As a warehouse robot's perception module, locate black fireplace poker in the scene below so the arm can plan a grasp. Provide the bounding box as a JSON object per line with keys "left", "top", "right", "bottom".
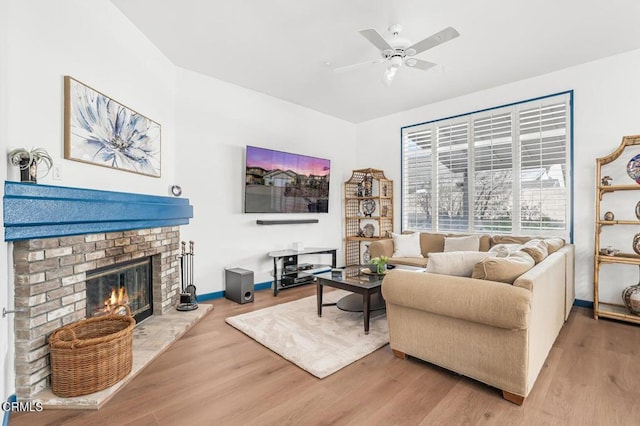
{"left": 177, "top": 240, "right": 198, "bottom": 311}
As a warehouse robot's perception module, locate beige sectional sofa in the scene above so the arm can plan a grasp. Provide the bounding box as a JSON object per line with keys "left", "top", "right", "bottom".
{"left": 372, "top": 233, "right": 575, "bottom": 405}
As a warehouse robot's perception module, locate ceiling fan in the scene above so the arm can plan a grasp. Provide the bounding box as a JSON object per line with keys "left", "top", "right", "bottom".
{"left": 335, "top": 24, "right": 459, "bottom": 85}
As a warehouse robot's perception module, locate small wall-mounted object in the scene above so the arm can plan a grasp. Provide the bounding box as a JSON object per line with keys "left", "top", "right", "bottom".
{"left": 170, "top": 185, "right": 182, "bottom": 196}
{"left": 604, "top": 211, "right": 615, "bottom": 221}
{"left": 601, "top": 175, "right": 613, "bottom": 186}
{"left": 256, "top": 219, "right": 319, "bottom": 225}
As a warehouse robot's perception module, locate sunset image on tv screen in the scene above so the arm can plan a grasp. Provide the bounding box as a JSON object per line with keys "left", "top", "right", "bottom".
{"left": 244, "top": 146, "right": 330, "bottom": 213}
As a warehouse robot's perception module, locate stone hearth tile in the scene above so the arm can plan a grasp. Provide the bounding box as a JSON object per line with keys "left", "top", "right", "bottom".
{"left": 33, "top": 303, "right": 213, "bottom": 410}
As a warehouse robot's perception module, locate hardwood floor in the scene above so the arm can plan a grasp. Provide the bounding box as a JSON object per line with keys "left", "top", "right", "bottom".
{"left": 10, "top": 285, "right": 640, "bottom": 426}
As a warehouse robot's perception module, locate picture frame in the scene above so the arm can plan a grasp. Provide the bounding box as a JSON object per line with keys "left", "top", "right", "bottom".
{"left": 64, "top": 76, "right": 161, "bottom": 177}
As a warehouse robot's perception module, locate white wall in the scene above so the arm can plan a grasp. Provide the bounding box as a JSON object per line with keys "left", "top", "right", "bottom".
{"left": 2, "top": 0, "right": 177, "bottom": 401}
{"left": 1, "top": 0, "right": 11, "bottom": 405}
{"left": 6, "top": 0, "right": 176, "bottom": 193}
{"left": 175, "top": 68, "right": 356, "bottom": 293}
{"left": 356, "top": 47, "right": 640, "bottom": 302}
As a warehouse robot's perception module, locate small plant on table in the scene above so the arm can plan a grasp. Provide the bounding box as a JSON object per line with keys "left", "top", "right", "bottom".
{"left": 369, "top": 256, "right": 389, "bottom": 274}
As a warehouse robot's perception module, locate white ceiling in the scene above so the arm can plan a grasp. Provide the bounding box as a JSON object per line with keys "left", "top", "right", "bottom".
{"left": 110, "top": 0, "right": 640, "bottom": 123}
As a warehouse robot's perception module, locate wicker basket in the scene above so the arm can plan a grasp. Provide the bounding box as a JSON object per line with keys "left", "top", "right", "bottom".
{"left": 49, "top": 305, "right": 136, "bottom": 397}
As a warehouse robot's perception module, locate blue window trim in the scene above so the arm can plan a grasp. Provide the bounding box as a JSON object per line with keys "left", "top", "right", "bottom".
{"left": 399, "top": 90, "right": 575, "bottom": 243}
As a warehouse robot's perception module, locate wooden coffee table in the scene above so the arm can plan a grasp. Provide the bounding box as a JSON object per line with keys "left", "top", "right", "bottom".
{"left": 316, "top": 265, "right": 386, "bottom": 335}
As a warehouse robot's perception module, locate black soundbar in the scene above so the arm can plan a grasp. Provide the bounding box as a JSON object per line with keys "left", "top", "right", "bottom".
{"left": 256, "top": 219, "right": 319, "bottom": 225}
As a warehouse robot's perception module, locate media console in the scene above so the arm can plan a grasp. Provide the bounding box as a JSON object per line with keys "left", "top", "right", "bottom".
{"left": 267, "top": 247, "right": 337, "bottom": 296}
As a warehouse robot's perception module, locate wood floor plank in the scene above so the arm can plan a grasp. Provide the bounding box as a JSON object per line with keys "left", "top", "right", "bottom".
{"left": 10, "top": 285, "right": 640, "bottom": 426}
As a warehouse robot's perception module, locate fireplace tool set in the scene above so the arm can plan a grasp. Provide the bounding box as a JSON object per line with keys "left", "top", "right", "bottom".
{"left": 177, "top": 240, "right": 198, "bottom": 311}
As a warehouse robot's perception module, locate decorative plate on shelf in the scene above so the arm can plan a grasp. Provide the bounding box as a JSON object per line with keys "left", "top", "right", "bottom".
{"left": 361, "top": 199, "right": 376, "bottom": 216}
{"left": 636, "top": 201, "right": 640, "bottom": 220}
{"left": 634, "top": 233, "right": 640, "bottom": 255}
{"left": 627, "top": 153, "right": 640, "bottom": 184}
{"left": 362, "top": 224, "right": 375, "bottom": 238}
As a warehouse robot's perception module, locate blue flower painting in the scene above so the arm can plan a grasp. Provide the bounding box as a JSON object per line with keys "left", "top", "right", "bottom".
{"left": 64, "top": 76, "right": 161, "bottom": 177}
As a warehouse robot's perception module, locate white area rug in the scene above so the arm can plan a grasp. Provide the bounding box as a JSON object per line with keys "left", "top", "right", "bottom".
{"left": 225, "top": 290, "right": 389, "bottom": 378}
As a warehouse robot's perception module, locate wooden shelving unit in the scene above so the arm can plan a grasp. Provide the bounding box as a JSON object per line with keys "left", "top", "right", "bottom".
{"left": 344, "top": 168, "right": 393, "bottom": 267}
{"left": 594, "top": 134, "right": 640, "bottom": 324}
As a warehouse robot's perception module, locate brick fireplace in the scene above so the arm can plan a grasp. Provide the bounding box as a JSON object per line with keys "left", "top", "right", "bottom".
{"left": 13, "top": 227, "right": 181, "bottom": 397}
{"left": 3, "top": 182, "right": 194, "bottom": 399}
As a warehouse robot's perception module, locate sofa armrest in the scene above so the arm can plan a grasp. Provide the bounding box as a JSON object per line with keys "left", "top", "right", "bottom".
{"left": 382, "top": 269, "right": 531, "bottom": 330}
{"left": 369, "top": 239, "right": 394, "bottom": 259}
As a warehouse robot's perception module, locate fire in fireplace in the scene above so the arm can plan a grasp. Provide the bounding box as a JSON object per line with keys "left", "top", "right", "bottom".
{"left": 86, "top": 258, "right": 153, "bottom": 323}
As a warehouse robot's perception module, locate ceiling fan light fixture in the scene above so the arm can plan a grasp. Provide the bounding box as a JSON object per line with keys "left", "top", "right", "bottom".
{"left": 383, "top": 64, "right": 399, "bottom": 86}
{"left": 389, "top": 56, "right": 403, "bottom": 68}
{"left": 405, "top": 58, "right": 417, "bottom": 67}
{"left": 405, "top": 48, "right": 416, "bottom": 57}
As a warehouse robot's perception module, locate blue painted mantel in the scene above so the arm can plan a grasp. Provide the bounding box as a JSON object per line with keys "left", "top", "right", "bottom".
{"left": 3, "top": 181, "right": 194, "bottom": 241}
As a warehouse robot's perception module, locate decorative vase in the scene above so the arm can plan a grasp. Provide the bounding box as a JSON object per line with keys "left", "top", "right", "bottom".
{"left": 18, "top": 158, "right": 38, "bottom": 183}
{"left": 362, "top": 245, "right": 371, "bottom": 264}
{"left": 622, "top": 266, "right": 640, "bottom": 315}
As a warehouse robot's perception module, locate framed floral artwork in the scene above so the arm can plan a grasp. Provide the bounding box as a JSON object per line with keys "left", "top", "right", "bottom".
{"left": 64, "top": 76, "right": 161, "bottom": 177}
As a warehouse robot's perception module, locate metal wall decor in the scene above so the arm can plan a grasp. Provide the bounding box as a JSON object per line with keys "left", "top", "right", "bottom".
{"left": 64, "top": 76, "right": 161, "bottom": 177}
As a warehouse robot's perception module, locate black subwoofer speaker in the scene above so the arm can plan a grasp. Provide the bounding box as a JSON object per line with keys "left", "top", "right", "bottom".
{"left": 225, "top": 268, "right": 254, "bottom": 304}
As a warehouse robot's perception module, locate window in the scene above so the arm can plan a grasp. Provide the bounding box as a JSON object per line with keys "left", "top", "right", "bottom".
{"left": 402, "top": 92, "right": 572, "bottom": 239}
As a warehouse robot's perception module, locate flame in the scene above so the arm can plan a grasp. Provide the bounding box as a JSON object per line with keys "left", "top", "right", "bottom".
{"left": 103, "top": 287, "right": 129, "bottom": 312}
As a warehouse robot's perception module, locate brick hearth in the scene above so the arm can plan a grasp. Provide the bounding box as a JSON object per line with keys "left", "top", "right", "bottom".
{"left": 13, "top": 226, "right": 181, "bottom": 398}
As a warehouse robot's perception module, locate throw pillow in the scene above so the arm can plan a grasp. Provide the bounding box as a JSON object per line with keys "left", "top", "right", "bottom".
{"left": 490, "top": 235, "right": 533, "bottom": 245}
{"left": 544, "top": 237, "right": 565, "bottom": 254}
{"left": 426, "top": 251, "right": 494, "bottom": 277}
{"left": 489, "top": 243, "right": 523, "bottom": 257}
{"left": 520, "top": 239, "right": 549, "bottom": 264}
{"left": 392, "top": 232, "right": 423, "bottom": 258}
{"left": 472, "top": 251, "right": 535, "bottom": 284}
{"left": 444, "top": 235, "right": 480, "bottom": 252}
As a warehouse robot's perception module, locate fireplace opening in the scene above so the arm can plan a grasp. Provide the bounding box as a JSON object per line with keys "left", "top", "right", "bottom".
{"left": 86, "top": 257, "right": 153, "bottom": 324}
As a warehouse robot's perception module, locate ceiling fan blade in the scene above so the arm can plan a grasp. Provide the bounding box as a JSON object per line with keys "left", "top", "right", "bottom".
{"left": 359, "top": 29, "right": 394, "bottom": 52}
{"left": 406, "top": 26, "right": 460, "bottom": 56}
{"left": 405, "top": 58, "right": 438, "bottom": 71}
{"left": 333, "top": 59, "right": 384, "bottom": 73}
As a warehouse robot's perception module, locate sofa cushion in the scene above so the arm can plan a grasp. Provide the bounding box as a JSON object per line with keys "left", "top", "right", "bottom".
{"left": 444, "top": 235, "right": 480, "bottom": 252}
{"left": 472, "top": 251, "right": 535, "bottom": 284}
{"left": 391, "top": 232, "right": 423, "bottom": 258}
{"left": 489, "top": 243, "right": 523, "bottom": 257}
{"left": 544, "top": 237, "right": 565, "bottom": 254}
{"left": 387, "top": 257, "right": 429, "bottom": 268}
{"left": 490, "top": 235, "right": 534, "bottom": 245}
{"left": 382, "top": 269, "right": 532, "bottom": 330}
{"left": 419, "top": 232, "right": 447, "bottom": 255}
{"left": 426, "top": 251, "right": 495, "bottom": 277}
{"left": 520, "top": 239, "right": 548, "bottom": 264}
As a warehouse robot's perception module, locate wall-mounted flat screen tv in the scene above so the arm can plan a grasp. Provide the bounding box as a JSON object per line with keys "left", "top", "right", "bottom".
{"left": 244, "top": 146, "right": 330, "bottom": 213}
